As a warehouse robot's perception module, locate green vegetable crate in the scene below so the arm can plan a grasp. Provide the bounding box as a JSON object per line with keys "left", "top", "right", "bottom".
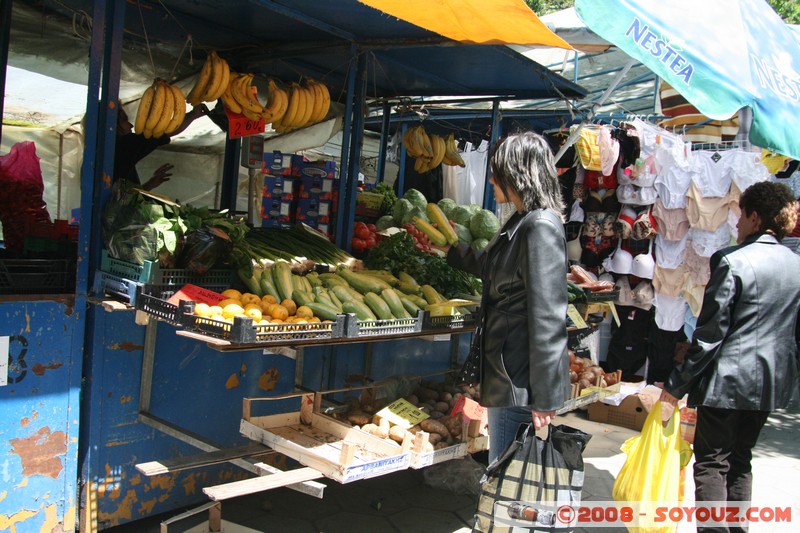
{"left": 100, "top": 250, "right": 234, "bottom": 287}
{"left": 0, "top": 258, "right": 74, "bottom": 294}
{"left": 342, "top": 310, "right": 424, "bottom": 338}
{"left": 421, "top": 310, "right": 479, "bottom": 331}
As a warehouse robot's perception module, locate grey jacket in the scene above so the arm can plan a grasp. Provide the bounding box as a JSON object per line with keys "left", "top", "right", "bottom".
{"left": 448, "top": 209, "right": 570, "bottom": 411}
{"left": 666, "top": 233, "right": 800, "bottom": 410}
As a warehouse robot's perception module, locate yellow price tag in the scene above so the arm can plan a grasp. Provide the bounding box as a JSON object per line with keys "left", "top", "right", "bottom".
{"left": 375, "top": 398, "right": 430, "bottom": 429}
{"left": 567, "top": 304, "right": 588, "bottom": 329}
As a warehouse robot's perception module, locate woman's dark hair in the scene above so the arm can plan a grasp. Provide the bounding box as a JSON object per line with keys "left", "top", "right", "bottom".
{"left": 489, "top": 131, "right": 565, "bottom": 220}
{"left": 739, "top": 181, "right": 798, "bottom": 240}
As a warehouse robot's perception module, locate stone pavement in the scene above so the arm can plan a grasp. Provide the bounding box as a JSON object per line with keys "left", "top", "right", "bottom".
{"left": 106, "top": 408, "right": 800, "bottom": 532}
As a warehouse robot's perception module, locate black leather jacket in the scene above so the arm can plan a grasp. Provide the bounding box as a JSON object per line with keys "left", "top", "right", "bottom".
{"left": 666, "top": 233, "right": 800, "bottom": 410}
{"left": 448, "top": 209, "right": 570, "bottom": 411}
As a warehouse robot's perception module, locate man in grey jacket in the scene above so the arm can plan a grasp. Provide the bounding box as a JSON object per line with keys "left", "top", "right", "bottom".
{"left": 661, "top": 181, "right": 800, "bottom": 532}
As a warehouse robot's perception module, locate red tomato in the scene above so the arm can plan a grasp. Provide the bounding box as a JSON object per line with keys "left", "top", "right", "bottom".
{"left": 365, "top": 236, "right": 376, "bottom": 248}
{"left": 355, "top": 226, "right": 371, "bottom": 240}
{"left": 366, "top": 223, "right": 377, "bottom": 233}
{"left": 351, "top": 237, "right": 367, "bottom": 252}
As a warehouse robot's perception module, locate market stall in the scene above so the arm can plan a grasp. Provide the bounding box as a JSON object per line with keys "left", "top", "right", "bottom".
{"left": 0, "top": 1, "right": 591, "bottom": 531}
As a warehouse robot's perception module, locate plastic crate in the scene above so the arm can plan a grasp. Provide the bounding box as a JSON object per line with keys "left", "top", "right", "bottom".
{"left": 100, "top": 250, "right": 234, "bottom": 287}
{"left": 421, "top": 310, "right": 479, "bottom": 331}
{"left": 134, "top": 286, "right": 190, "bottom": 325}
{"left": 183, "top": 314, "right": 348, "bottom": 345}
{"left": 0, "top": 258, "right": 74, "bottom": 294}
{"left": 343, "top": 310, "right": 424, "bottom": 338}
{"left": 93, "top": 270, "right": 144, "bottom": 305}
{"left": 583, "top": 288, "right": 619, "bottom": 303}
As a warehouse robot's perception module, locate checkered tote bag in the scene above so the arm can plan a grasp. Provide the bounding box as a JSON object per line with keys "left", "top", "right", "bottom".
{"left": 474, "top": 424, "right": 591, "bottom": 532}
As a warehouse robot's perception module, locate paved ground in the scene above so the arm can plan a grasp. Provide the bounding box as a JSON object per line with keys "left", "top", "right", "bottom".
{"left": 106, "top": 408, "right": 800, "bottom": 532}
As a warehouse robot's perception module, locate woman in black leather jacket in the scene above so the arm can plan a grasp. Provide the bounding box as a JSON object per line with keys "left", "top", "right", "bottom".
{"left": 446, "top": 131, "right": 571, "bottom": 461}
{"left": 661, "top": 181, "right": 800, "bottom": 523}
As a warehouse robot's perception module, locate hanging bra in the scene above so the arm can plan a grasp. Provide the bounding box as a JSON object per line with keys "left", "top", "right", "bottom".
{"left": 615, "top": 275, "right": 654, "bottom": 311}
{"left": 632, "top": 206, "right": 658, "bottom": 240}
{"left": 615, "top": 206, "right": 637, "bottom": 239}
{"left": 617, "top": 183, "right": 658, "bottom": 206}
{"left": 568, "top": 199, "right": 585, "bottom": 223}
{"left": 584, "top": 169, "right": 619, "bottom": 190}
{"left": 631, "top": 239, "right": 656, "bottom": 279}
{"left": 566, "top": 224, "right": 583, "bottom": 263}
{"left": 582, "top": 189, "right": 621, "bottom": 213}
{"left": 603, "top": 240, "right": 634, "bottom": 274}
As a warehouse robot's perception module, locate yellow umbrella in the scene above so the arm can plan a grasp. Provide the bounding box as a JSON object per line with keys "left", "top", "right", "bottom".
{"left": 358, "top": 0, "right": 574, "bottom": 48}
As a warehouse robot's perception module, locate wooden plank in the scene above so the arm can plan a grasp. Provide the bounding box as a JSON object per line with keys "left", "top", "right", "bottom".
{"left": 203, "top": 467, "right": 323, "bottom": 501}
{"left": 175, "top": 330, "right": 232, "bottom": 346}
{"left": 135, "top": 443, "right": 272, "bottom": 476}
{"left": 248, "top": 412, "right": 300, "bottom": 429}
{"left": 312, "top": 414, "right": 402, "bottom": 455}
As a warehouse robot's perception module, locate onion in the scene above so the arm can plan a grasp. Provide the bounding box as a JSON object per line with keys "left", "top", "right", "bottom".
{"left": 579, "top": 370, "right": 596, "bottom": 383}
{"left": 569, "top": 370, "right": 578, "bottom": 383}
{"left": 605, "top": 373, "right": 618, "bottom": 386}
{"left": 589, "top": 366, "right": 605, "bottom": 378}
{"left": 578, "top": 378, "right": 592, "bottom": 390}
{"left": 582, "top": 357, "right": 593, "bottom": 368}
{"left": 569, "top": 362, "right": 583, "bottom": 373}
{"left": 568, "top": 350, "right": 577, "bottom": 364}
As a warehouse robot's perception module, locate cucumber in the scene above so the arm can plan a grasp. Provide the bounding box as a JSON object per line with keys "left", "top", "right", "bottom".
{"left": 336, "top": 268, "right": 390, "bottom": 294}
{"left": 313, "top": 286, "right": 334, "bottom": 306}
{"left": 259, "top": 270, "right": 281, "bottom": 301}
{"left": 305, "top": 271, "right": 322, "bottom": 287}
{"left": 342, "top": 300, "right": 377, "bottom": 321}
{"left": 364, "top": 292, "right": 394, "bottom": 320}
{"left": 398, "top": 294, "right": 423, "bottom": 315}
{"left": 305, "top": 302, "right": 340, "bottom": 321}
{"left": 291, "top": 289, "right": 315, "bottom": 307}
{"left": 381, "top": 288, "right": 411, "bottom": 319}
{"left": 398, "top": 271, "right": 419, "bottom": 286}
{"left": 396, "top": 281, "right": 422, "bottom": 296}
{"left": 271, "top": 261, "right": 294, "bottom": 302}
{"left": 358, "top": 269, "right": 400, "bottom": 286}
{"left": 421, "top": 284, "right": 445, "bottom": 305}
{"left": 405, "top": 293, "right": 429, "bottom": 309}
{"left": 319, "top": 273, "right": 349, "bottom": 289}
{"left": 331, "top": 285, "right": 357, "bottom": 304}
{"left": 326, "top": 288, "right": 344, "bottom": 311}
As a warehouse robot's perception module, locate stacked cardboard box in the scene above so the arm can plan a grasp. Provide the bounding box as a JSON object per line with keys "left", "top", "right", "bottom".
{"left": 295, "top": 157, "right": 338, "bottom": 238}
{"left": 261, "top": 151, "right": 297, "bottom": 229}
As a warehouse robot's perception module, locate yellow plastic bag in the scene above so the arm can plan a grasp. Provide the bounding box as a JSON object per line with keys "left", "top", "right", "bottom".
{"left": 612, "top": 401, "right": 693, "bottom": 533}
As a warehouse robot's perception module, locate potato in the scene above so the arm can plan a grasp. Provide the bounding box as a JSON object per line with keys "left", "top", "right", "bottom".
{"left": 388, "top": 425, "right": 408, "bottom": 443}
{"left": 439, "top": 415, "right": 463, "bottom": 437}
{"left": 416, "top": 387, "right": 440, "bottom": 402}
{"left": 434, "top": 442, "right": 450, "bottom": 450}
{"left": 347, "top": 410, "right": 371, "bottom": 426}
{"left": 429, "top": 410, "right": 445, "bottom": 420}
{"left": 420, "top": 418, "right": 450, "bottom": 438}
{"left": 434, "top": 401, "right": 450, "bottom": 413}
{"left": 439, "top": 392, "right": 453, "bottom": 403}
{"left": 450, "top": 392, "right": 463, "bottom": 408}
{"left": 404, "top": 394, "right": 419, "bottom": 406}
{"left": 427, "top": 432, "right": 443, "bottom": 445}
{"left": 361, "top": 422, "right": 389, "bottom": 439}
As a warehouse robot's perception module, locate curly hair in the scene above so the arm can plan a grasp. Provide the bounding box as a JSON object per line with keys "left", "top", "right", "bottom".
{"left": 739, "top": 181, "right": 798, "bottom": 240}
{"left": 489, "top": 131, "right": 565, "bottom": 221}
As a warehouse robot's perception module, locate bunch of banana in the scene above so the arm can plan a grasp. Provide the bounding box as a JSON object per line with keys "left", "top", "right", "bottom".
{"left": 221, "top": 72, "right": 267, "bottom": 121}
{"left": 442, "top": 133, "right": 466, "bottom": 167}
{"left": 403, "top": 125, "right": 434, "bottom": 172}
{"left": 261, "top": 79, "right": 290, "bottom": 124}
{"left": 272, "top": 79, "right": 331, "bottom": 133}
{"left": 186, "top": 50, "right": 231, "bottom": 106}
{"left": 134, "top": 79, "right": 187, "bottom": 139}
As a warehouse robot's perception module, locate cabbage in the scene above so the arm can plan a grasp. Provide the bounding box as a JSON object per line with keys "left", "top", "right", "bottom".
{"left": 391, "top": 198, "right": 413, "bottom": 224}
{"left": 453, "top": 223, "right": 472, "bottom": 246}
{"left": 375, "top": 215, "right": 395, "bottom": 231}
{"left": 400, "top": 205, "right": 428, "bottom": 226}
{"left": 402, "top": 188, "right": 427, "bottom": 212}
{"left": 450, "top": 205, "right": 472, "bottom": 227}
{"left": 471, "top": 238, "right": 490, "bottom": 251}
{"left": 469, "top": 209, "right": 501, "bottom": 241}
{"left": 437, "top": 197, "right": 457, "bottom": 218}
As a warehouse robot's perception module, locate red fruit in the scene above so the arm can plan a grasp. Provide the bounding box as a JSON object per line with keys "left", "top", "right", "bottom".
{"left": 355, "top": 226, "right": 371, "bottom": 240}
{"left": 351, "top": 237, "right": 367, "bottom": 253}
{"left": 365, "top": 236, "right": 376, "bottom": 248}
{"left": 366, "top": 223, "right": 377, "bottom": 233}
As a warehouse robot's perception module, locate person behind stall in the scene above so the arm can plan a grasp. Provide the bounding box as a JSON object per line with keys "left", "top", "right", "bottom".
{"left": 780, "top": 197, "right": 800, "bottom": 255}
{"left": 444, "top": 131, "right": 570, "bottom": 462}
{"left": 660, "top": 181, "right": 800, "bottom": 530}
{"left": 113, "top": 103, "right": 207, "bottom": 191}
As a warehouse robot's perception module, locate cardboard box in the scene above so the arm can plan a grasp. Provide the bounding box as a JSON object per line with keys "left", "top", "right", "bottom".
{"left": 263, "top": 175, "right": 298, "bottom": 199}
{"left": 294, "top": 157, "right": 336, "bottom": 180}
{"left": 299, "top": 175, "right": 338, "bottom": 200}
{"left": 262, "top": 151, "right": 294, "bottom": 176}
{"left": 261, "top": 197, "right": 296, "bottom": 223}
{"left": 261, "top": 219, "right": 293, "bottom": 230}
{"left": 296, "top": 197, "right": 332, "bottom": 223}
{"left": 588, "top": 393, "right": 648, "bottom": 431}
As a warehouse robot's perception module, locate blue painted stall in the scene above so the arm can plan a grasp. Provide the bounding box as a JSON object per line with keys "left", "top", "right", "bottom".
{"left": 0, "top": 299, "right": 81, "bottom": 532}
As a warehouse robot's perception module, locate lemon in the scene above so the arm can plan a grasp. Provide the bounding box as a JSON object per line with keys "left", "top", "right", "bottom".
{"left": 218, "top": 298, "right": 242, "bottom": 308}
{"left": 208, "top": 305, "right": 223, "bottom": 317}
{"left": 210, "top": 313, "right": 226, "bottom": 322}
{"left": 222, "top": 303, "right": 246, "bottom": 319}
{"left": 221, "top": 289, "right": 242, "bottom": 299}
{"left": 194, "top": 302, "right": 212, "bottom": 317}
{"left": 245, "top": 307, "right": 262, "bottom": 322}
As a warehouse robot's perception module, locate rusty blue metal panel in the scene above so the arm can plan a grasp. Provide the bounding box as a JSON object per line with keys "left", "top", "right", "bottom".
{"left": 0, "top": 300, "right": 81, "bottom": 532}
{"left": 83, "top": 307, "right": 297, "bottom": 528}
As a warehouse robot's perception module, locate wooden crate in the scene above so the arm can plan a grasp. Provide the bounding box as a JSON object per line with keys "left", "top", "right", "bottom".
{"left": 241, "top": 393, "right": 410, "bottom": 483}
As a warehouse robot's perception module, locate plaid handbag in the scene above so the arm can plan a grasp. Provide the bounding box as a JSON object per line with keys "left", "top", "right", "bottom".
{"left": 474, "top": 424, "right": 592, "bottom": 532}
